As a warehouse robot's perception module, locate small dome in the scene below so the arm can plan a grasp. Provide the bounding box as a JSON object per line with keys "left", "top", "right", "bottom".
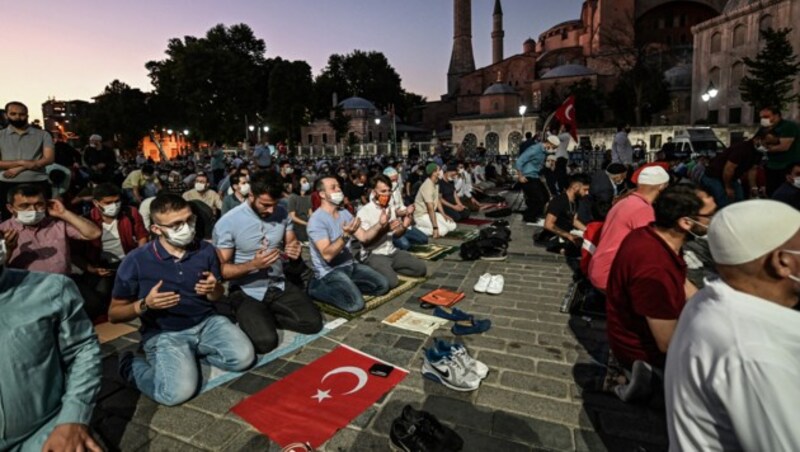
{"left": 338, "top": 97, "right": 377, "bottom": 111}
{"left": 723, "top": 0, "right": 757, "bottom": 14}
{"left": 664, "top": 64, "right": 692, "bottom": 89}
{"left": 541, "top": 64, "right": 595, "bottom": 79}
{"left": 483, "top": 83, "right": 517, "bottom": 95}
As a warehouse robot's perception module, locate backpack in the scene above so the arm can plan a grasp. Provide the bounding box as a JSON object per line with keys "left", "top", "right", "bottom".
{"left": 459, "top": 221, "right": 511, "bottom": 260}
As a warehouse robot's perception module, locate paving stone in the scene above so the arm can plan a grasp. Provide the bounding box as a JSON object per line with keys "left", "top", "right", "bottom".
{"left": 251, "top": 358, "right": 291, "bottom": 378}
{"left": 359, "top": 344, "right": 416, "bottom": 368}
{"left": 148, "top": 405, "right": 215, "bottom": 439}
{"left": 351, "top": 406, "right": 378, "bottom": 429}
{"left": 492, "top": 410, "right": 574, "bottom": 451}
{"left": 499, "top": 371, "right": 569, "bottom": 399}
{"left": 190, "top": 418, "right": 246, "bottom": 450}
{"left": 369, "top": 389, "right": 427, "bottom": 435}
{"left": 93, "top": 414, "right": 156, "bottom": 452}
{"left": 394, "top": 336, "right": 424, "bottom": 351}
{"left": 537, "top": 361, "right": 575, "bottom": 381}
{"left": 228, "top": 373, "right": 276, "bottom": 395}
{"left": 100, "top": 387, "right": 159, "bottom": 423}
{"left": 476, "top": 386, "right": 584, "bottom": 426}
{"left": 370, "top": 331, "right": 401, "bottom": 346}
{"left": 324, "top": 428, "right": 389, "bottom": 451}
{"left": 140, "top": 434, "right": 205, "bottom": 452}
{"left": 221, "top": 430, "right": 275, "bottom": 452}
{"left": 452, "top": 426, "right": 530, "bottom": 452}
{"left": 290, "top": 346, "right": 330, "bottom": 364}
{"left": 597, "top": 410, "right": 669, "bottom": 445}
{"left": 421, "top": 395, "right": 493, "bottom": 433}
{"left": 474, "top": 350, "right": 536, "bottom": 373}
{"left": 185, "top": 386, "right": 248, "bottom": 416}
{"left": 273, "top": 361, "right": 305, "bottom": 378}
{"left": 483, "top": 326, "right": 538, "bottom": 345}
{"left": 504, "top": 341, "right": 565, "bottom": 362}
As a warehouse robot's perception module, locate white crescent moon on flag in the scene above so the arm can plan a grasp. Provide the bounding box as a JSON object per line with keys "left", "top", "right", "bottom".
{"left": 565, "top": 105, "right": 575, "bottom": 121}
{"left": 321, "top": 366, "right": 369, "bottom": 395}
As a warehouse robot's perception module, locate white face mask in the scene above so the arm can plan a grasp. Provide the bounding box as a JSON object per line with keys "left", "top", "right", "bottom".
{"left": 328, "top": 191, "right": 345, "bottom": 206}
{"left": 0, "top": 239, "right": 6, "bottom": 266}
{"left": 284, "top": 167, "right": 294, "bottom": 175}
{"left": 195, "top": 183, "right": 207, "bottom": 192}
{"left": 16, "top": 210, "right": 45, "bottom": 226}
{"left": 161, "top": 221, "right": 196, "bottom": 248}
{"left": 101, "top": 201, "right": 122, "bottom": 218}
{"left": 760, "top": 118, "right": 773, "bottom": 128}
{"left": 793, "top": 177, "right": 800, "bottom": 189}
{"left": 301, "top": 182, "right": 311, "bottom": 193}
{"left": 239, "top": 183, "right": 251, "bottom": 196}
{"left": 756, "top": 145, "right": 769, "bottom": 153}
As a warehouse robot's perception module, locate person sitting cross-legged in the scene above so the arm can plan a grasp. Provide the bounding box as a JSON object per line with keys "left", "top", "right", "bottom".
{"left": 213, "top": 171, "right": 322, "bottom": 354}
{"left": 109, "top": 194, "right": 254, "bottom": 406}
{"left": 307, "top": 175, "right": 390, "bottom": 313}
{"left": 357, "top": 175, "right": 427, "bottom": 289}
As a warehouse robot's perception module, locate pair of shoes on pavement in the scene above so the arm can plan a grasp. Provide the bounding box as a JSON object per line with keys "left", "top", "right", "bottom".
{"left": 421, "top": 339, "right": 489, "bottom": 392}
{"left": 473, "top": 273, "right": 504, "bottom": 294}
{"left": 479, "top": 249, "right": 508, "bottom": 261}
{"left": 433, "top": 307, "right": 492, "bottom": 335}
{"left": 390, "top": 405, "right": 463, "bottom": 451}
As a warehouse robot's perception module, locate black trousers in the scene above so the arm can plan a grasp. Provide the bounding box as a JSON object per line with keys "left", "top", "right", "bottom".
{"left": 555, "top": 157, "right": 569, "bottom": 194}
{"left": 521, "top": 178, "right": 549, "bottom": 222}
{"left": 765, "top": 167, "right": 786, "bottom": 197}
{"left": 443, "top": 204, "right": 471, "bottom": 222}
{"left": 221, "top": 282, "right": 323, "bottom": 354}
{"left": 71, "top": 273, "right": 114, "bottom": 320}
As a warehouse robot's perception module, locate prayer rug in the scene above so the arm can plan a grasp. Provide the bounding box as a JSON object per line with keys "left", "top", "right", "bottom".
{"left": 409, "top": 244, "right": 459, "bottom": 261}
{"left": 457, "top": 218, "right": 493, "bottom": 226}
{"left": 314, "top": 275, "right": 427, "bottom": 320}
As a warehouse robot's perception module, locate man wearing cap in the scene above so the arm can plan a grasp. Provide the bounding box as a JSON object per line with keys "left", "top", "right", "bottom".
{"left": 665, "top": 200, "right": 800, "bottom": 451}
{"left": 606, "top": 185, "right": 714, "bottom": 402}
{"left": 588, "top": 166, "right": 670, "bottom": 292}
{"left": 516, "top": 135, "right": 560, "bottom": 224}
{"left": 413, "top": 163, "right": 457, "bottom": 238}
{"left": 383, "top": 166, "right": 427, "bottom": 250}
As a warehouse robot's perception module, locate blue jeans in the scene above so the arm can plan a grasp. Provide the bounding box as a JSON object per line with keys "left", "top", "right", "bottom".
{"left": 308, "top": 264, "right": 389, "bottom": 313}
{"left": 393, "top": 226, "right": 429, "bottom": 251}
{"left": 701, "top": 175, "right": 743, "bottom": 208}
{"left": 129, "top": 315, "right": 254, "bottom": 406}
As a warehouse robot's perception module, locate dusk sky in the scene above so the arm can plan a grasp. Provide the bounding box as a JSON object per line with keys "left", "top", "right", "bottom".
{"left": 4, "top": 0, "right": 584, "bottom": 121}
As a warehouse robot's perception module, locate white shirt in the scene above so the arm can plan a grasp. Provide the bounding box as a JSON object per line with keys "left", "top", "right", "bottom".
{"left": 556, "top": 132, "right": 572, "bottom": 159}
{"left": 455, "top": 171, "right": 473, "bottom": 198}
{"left": 665, "top": 278, "right": 800, "bottom": 452}
{"left": 356, "top": 201, "right": 396, "bottom": 257}
{"left": 101, "top": 220, "right": 126, "bottom": 260}
{"left": 612, "top": 131, "right": 633, "bottom": 165}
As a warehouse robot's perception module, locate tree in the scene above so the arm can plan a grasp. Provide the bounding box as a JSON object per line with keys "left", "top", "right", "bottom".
{"left": 146, "top": 24, "right": 270, "bottom": 143}
{"left": 265, "top": 58, "right": 313, "bottom": 145}
{"left": 740, "top": 27, "right": 800, "bottom": 111}
{"left": 88, "top": 80, "right": 151, "bottom": 151}
{"left": 328, "top": 105, "right": 351, "bottom": 144}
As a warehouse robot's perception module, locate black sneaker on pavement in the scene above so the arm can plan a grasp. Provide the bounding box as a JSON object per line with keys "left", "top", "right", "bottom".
{"left": 390, "top": 417, "right": 441, "bottom": 452}
{"left": 401, "top": 405, "right": 463, "bottom": 451}
{"left": 479, "top": 248, "right": 507, "bottom": 261}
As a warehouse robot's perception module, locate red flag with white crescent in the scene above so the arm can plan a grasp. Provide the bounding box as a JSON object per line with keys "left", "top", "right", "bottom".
{"left": 232, "top": 345, "right": 408, "bottom": 448}
{"left": 554, "top": 95, "right": 578, "bottom": 141}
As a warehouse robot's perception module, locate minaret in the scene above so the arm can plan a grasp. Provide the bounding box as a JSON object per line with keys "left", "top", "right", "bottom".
{"left": 492, "top": 0, "right": 504, "bottom": 65}
{"left": 448, "top": 0, "right": 476, "bottom": 96}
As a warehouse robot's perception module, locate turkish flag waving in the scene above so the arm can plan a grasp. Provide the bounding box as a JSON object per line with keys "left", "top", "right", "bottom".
{"left": 554, "top": 95, "right": 578, "bottom": 141}
{"left": 232, "top": 345, "right": 408, "bottom": 448}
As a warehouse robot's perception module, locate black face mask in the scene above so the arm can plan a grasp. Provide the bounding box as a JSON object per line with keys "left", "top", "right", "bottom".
{"left": 8, "top": 119, "right": 28, "bottom": 129}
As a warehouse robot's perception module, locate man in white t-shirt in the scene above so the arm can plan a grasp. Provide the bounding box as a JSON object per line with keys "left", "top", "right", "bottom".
{"left": 382, "top": 166, "right": 428, "bottom": 251}
{"left": 357, "top": 175, "right": 427, "bottom": 289}
{"left": 665, "top": 200, "right": 800, "bottom": 452}
{"left": 413, "top": 163, "right": 457, "bottom": 237}
{"left": 556, "top": 124, "right": 573, "bottom": 193}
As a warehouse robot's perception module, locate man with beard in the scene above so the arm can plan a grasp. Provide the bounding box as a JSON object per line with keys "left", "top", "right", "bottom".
{"left": 606, "top": 184, "right": 714, "bottom": 402}
{"left": 541, "top": 174, "right": 590, "bottom": 257}
{"left": 213, "top": 171, "right": 322, "bottom": 353}
{"left": 82, "top": 134, "right": 116, "bottom": 183}
{"left": 0, "top": 102, "right": 55, "bottom": 220}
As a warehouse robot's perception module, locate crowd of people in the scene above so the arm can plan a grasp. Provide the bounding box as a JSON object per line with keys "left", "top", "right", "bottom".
{"left": 1, "top": 98, "right": 799, "bottom": 451}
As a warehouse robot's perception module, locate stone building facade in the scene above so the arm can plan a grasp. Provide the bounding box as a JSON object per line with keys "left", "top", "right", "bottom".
{"left": 691, "top": 0, "right": 800, "bottom": 126}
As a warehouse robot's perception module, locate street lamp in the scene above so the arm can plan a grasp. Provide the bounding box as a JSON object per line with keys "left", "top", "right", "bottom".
{"left": 263, "top": 126, "right": 269, "bottom": 133}
{"left": 182, "top": 129, "right": 189, "bottom": 136}
{"left": 166, "top": 129, "right": 174, "bottom": 135}
{"left": 248, "top": 125, "right": 255, "bottom": 132}
{"left": 701, "top": 81, "right": 718, "bottom": 103}
{"left": 519, "top": 105, "right": 528, "bottom": 135}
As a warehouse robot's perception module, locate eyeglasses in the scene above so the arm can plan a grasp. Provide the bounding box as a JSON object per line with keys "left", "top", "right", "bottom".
{"left": 156, "top": 214, "right": 196, "bottom": 230}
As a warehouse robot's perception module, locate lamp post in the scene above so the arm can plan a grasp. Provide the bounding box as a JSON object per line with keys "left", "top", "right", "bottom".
{"left": 374, "top": 118, "right": 381, "bottom": 155}
{"left": 701, "top": 81, "right": 718, "bottom": 103}
{"left": 519, "top": 105, "right": 527, "bottom": 136}
{"left": 257, "top": 125, "right": 269, "bottom": 143}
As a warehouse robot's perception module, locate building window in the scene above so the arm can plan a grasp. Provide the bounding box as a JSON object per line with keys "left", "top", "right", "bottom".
{"left": 494, "top": 102, "right": 499, "bottom": 111}
{"left": 368, "top": 132, "right": 373, "bottom": 142}
{"left": 729, "top": 107, "right": 742, "bottom": 124}
{"left": 307, "top": 134, "right": 313, "bottom": 144}
{"left": 658, "top": 17, "right": 666, "bottom": 29}
{"left": 680, "top": 34, "right": 688, "bottom": 45}
{"left": 710, "top": 66, "right": 721, "bottom": 90}
{"left": 349, "top": 132, "right": 356, "bottom": 142}
{"left": 322, "top": 133, "right": 328, "bottom": 144}
{"left": 733, "top": 24, "right": 746, "bottom": 47}
{"left": 532, "top": 90, "right": 542, "bottom": 110}
{"left": 759, "top": 15, "right": 773, "bottom": 37}
{"left": 561, "top": 29, "right": 568, "bottom": 40}
{"left": 708, "top": 110, "right": 719, "bottom": 124}
{"left": 730, "top": 61, "right": 744, "bottom": 92}
{"left": 710, "top": 32, "right": 722, "bottom": 53}
{"left": 672, "top": 15, "right": 680, "bottom": 28}
{"left": 378, "top": 132, "right": 383, "bottom": 141}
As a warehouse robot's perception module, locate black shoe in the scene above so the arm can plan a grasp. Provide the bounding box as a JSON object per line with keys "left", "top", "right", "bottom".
{"left": 390, "top": 417, "right": 441, "bottom": 452}
{"left": 480, "top": 248, "right": 507, "bottom": 261}
{"left": 401, "top": 405, "right": 463, "bottom": 451}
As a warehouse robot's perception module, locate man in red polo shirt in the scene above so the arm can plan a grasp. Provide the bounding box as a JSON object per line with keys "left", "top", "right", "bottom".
{"left": 606, "top": 185, "right": 715, "bottom": 387}
{"left": 588, "top": 166, "right": 670, "bottom": 292}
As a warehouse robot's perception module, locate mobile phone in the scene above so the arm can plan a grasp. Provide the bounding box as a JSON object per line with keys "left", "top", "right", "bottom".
{"left": 369, "top": 363, "right": 394, "bottom": 378}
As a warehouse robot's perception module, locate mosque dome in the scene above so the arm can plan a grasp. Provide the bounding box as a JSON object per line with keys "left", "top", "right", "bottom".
{"left": 664, "top": 64, "right": 692, "bottom": 89}
{"left": 722, "top": 0, "right": 758, "bottom": 14}
{"left": 541, "top": 63, "right": 595, "bottom": 79}
{"left": 483, "top": 83, "right": 517, "bottom": 95}
{"left": 338, "top": 97, "right": 377, "bottom": 111}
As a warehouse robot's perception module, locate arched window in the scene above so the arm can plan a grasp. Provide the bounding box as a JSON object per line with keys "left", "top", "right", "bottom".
{"left": 508, "top": 132, "right": 523, "bottom": 153}
{"left": 730, "top": 61, "right": 744, "bottom": 92}
{"left": 710, "top": 32, "right": 722, "bottom": 53}
{"left": 709, "top": 66, "right": 721, "bottom": 94}
{"left": 733, "top": 24, "right": 746, "bottom": 47}
{"left": 493, "top": 102, "right": 500, "bottom": 111}
{"left": 485, "top": 132, "right": 500, "bottom": 153}
{"left": 462, "top": 133, "right": 478, "bottom": 152}
{"left": 759, "top": 15, "right": 773, "bottom": 39}
{"left": 322, "top": 133, "right": 328, "bottom": 144}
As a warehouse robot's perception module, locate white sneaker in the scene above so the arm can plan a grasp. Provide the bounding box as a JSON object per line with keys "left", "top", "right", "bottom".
{"left": 487, "top": 275, "right": 504, "bottom": 295}
{"left": 421, "top": 348, "right": 481, "bottom": 392}
{"left": 473, "top": 273, "right": 492, "bottom": 293}
{"left": 450, "top": 344, "right": 489, "bottom": 379}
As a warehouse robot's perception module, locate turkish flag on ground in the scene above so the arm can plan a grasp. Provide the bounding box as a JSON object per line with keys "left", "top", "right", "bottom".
{"left": 554, "top": 95, "right": 578, "bottom": 141}
{"left": 231, "top": 345, "right": 408, "bottom": 448}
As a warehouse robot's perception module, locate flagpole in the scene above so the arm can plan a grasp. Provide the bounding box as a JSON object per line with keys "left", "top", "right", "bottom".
{"left": 541, "top": 111, "right": 556, "bottom": 138}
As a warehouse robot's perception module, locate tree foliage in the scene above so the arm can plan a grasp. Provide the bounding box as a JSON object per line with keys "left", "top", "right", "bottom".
{"left": 89, "top": 80, "right": 151, "bottom": 150}
{"left": 740, "top": 27, "right": 800, "bottom": 111}
{"left": 265, "top": 58, "right": 313, "bottom": 145}
{"left": 609, "top": 62, "right": 670, "bottom": 126}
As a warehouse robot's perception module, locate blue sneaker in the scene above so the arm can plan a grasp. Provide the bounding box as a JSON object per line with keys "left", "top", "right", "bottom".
{"left": 433, "top": 307, "right": 471, "bottom": 321}
{"left": 451, "top": 318, "right": 492, "bottom": 336}
{"left": 434, "top": 339, "right": 489, "bottom": 379}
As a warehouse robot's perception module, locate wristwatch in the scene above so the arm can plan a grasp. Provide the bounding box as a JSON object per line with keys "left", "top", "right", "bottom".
{"left": 138, "top": 298, "right": 148, "bottom": 314}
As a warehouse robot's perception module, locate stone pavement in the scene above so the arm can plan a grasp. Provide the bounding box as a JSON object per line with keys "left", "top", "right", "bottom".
{"left": 93, "top": 214, "right": 669, "bottom": 451}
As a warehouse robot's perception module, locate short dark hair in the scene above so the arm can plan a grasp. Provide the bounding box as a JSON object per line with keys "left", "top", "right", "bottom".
{"left": 93, "top": 183, "right": 121, "bottom": 200}
{"left": 787, "top": 161, "right": 800, "bottom": 174}
{"left": 567, "top": 174, "right": 590, "bottom": 188}
{"left": 195, "top": 172, "right": 209, "bottom": 181}
{"left": 370, "top": 174, "right": 392, "bottom": 189}
{"left": 230, "top": 174, "right": 243, "bottom": 187}
{"left": 142, "top": 163, "right": 155, "bottom": 175}
{"left": 250, "top": 170, "right": 284, "bottom": 200}
{"left": 7, "top": 184, "right": 45, "bottom": 204}
{"left": 653, "top": 184, "right": 703, "bottom": 229}
{"left": 316, "top": 175, "right": 337, "bottom": 192}
{"left": 149, "top": 193, "right": 190, "bottom": 222}
{"left": 761, "top": 106, "right": 782, "bottom": 116}
{"left": 4, "top": 101, "right": 27, "bottom": 113}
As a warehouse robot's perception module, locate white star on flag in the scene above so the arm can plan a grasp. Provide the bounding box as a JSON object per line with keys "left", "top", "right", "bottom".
{"left": 311, "top": 389, "right": 332, "bottom": 403}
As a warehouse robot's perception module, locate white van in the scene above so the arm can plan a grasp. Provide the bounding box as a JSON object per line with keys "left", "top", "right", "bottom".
{"left": 666, "top": 128, "right": 726, "bottom": 158}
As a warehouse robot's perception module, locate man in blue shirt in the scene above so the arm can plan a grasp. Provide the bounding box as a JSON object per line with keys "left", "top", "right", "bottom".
{"left": 307, "top": 175, "right": 390, "bottom": 312}
{"left": 516, "top": 135, "right": 560, "bottom": 224}
{"left": 110, "top": 194, "right": 254, "bottom": 406}
{"left": 214, "top": 171, "right": 322, "bottom": 354}
{"left": 0, "top": 249, "right": 102, "bottom": 452}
